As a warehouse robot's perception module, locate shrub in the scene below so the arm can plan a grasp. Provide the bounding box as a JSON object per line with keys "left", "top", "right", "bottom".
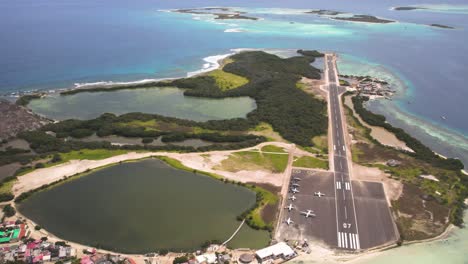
{"left": 2, "top": 204, "right": 16, "bottom": 217}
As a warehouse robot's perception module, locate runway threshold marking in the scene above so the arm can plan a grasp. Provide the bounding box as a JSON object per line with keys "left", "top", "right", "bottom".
{"left": 345, "top": 182, "right": 351, "bottom": 190}
{"left": 337, "top": 232, "right": 361, "bottom": 250}
{"left": 336, "top": 181, "right": 341, "bottom": 189}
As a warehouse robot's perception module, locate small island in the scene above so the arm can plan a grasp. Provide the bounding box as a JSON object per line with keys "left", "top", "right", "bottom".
{"left": 174, "top": 8, "right": 258, "bottom": 20}
{"left": 429, "top": 23, "right": 455, "bottom": 29}
{"left": 305, "top": 9, "right": 395, "bottom": 24}
{"left": 305, "top": 9, "right": 344, "bottom": 16}
{"left": 332, "top": 14, "right": 395, "bottom": 24}
{"left": 393, "top": 6, "right": 427, "bottom": 11}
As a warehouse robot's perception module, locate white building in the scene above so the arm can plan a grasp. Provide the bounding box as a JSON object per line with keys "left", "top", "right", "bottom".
{"left": 195, "top": 253, "right": 217, "bottom": 264}
{"left": 255, "top": 242, "right": 296, "bottom": 263}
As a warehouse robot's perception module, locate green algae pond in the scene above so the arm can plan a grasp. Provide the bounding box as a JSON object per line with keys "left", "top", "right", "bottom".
{"left": 27, "top": 87, "right": 256, "bottom": 121}
{"left": 18, "top": 159, "right": 270, "bottom": 253}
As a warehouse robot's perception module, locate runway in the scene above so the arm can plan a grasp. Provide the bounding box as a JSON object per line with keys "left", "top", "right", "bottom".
{"left": 326, "top": 54, "right": 361, "bottom": 250}
{"left": 275, "top": 53, "right": 398, "bottom": 251}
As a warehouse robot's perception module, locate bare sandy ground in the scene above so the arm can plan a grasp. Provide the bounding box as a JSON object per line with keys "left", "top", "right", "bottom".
{"left": 344, "top": 96, "right": 412, "bottom": 152}
{"left": 13, "top": 142, "right": 298, "bottom": 196}
{"left": 13, "top": 152, "right": 159, "bottom": 196}
{"left": 352, "top": 163, "right": 403, "bottom": 204}
{"left": 300, "top": 77, "right": 327, "bottom": 101}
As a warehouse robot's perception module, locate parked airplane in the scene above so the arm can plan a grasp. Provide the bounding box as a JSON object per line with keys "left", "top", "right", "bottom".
{"left": 289, "top": 195, "right": 297, "bottom": 201}
{"left": 285, "top": 204, "right": 294, "bottom": 212}
{"left": 285, "top": 217, "right": 294, "bottom": 225}
{"left": 290, "top": 183, "right": 300, "bottom": 187}
{"left": 300, "top": 210, "right": 316, "bottom": 218}
{"left": 291, "top": 188, "right": 300, "bottom": 194}
{"left": 314, "top": 191, "right": 325, "bottom": 197}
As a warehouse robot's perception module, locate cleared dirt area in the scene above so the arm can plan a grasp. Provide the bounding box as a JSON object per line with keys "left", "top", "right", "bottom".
{"left": 299, "top": 77, "right": 327, "bottom": 101}
{"left": 352, "top": 163, "right": 403, "bottom": 204}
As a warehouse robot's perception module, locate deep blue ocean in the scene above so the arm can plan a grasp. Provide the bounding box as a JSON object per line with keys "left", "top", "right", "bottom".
{"left": 1, "top": 0, "right": 468, "bottom": 165}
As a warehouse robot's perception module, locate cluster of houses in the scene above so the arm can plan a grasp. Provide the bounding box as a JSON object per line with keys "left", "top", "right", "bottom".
{"left": 341, "top": 75, "right": 395, "bottom": 98}
{"left": 182, "top": 242, "right": 296, "bottom": 264}
{"left": 0, "top": 239, "right": 76, "bottom": 263}
{"left": 81, "top": 251, "right": 136, "bottom": 264}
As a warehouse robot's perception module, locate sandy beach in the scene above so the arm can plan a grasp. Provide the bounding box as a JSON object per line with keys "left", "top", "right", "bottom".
{"left": 343, "top": 95, "right": 412, "bottom": 152}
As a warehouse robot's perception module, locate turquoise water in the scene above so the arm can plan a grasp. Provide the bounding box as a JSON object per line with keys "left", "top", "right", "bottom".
{"left": 355, "top": 212, "right": 468, "bottom": 264}
{"left": 27, "top": 87, "right": 256, "bottom": 121}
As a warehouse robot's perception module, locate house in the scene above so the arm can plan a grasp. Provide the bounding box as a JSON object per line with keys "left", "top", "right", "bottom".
{"left": 255, "top": 242, "right": 296, "bottom": 263}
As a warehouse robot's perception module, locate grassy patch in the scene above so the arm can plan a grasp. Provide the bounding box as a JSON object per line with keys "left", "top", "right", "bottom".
{"left": 296, "top": 81, "right": 306, "bottom": 90}
{"left": 249, "top": 122, "right": 286, "bottom": 142}
{"left": 0, "top": 180, "right": 15, "bottom": 195}
{"left": 207, "top": 69, "right": 248, "bottom": 91}
{"left": 59, "top": 149, "right": 129, "bottom": 162}
{"left": 312, "top": 135, "right": 328, "bottom": 153}
{"left": 217, "top": 151, "right": 289, "bottom": 173}
{"left": 293, "top": 156, "right": 328, "bottom": 170}
{"left": 339, "top": 79, "right": 350, "bottom": 86}
{"left": 261, "top": 145, "right": 286, "bottom": 153}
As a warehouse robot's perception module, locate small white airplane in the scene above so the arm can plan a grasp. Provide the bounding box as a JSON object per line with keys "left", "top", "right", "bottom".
{"left": 314, "top": 191, "right": 325, "bottom": 197}
{"left": 290, "top": 183, "right": 300, "bottom": 187}
{"left": 300, "top": 210, "right": 316, "bottom": 218}
{"left": 285, "top": 204, "right": 294, "bottom": 212}
{"left": 285, "top": 217, "right": 294, "bottom": 225}
{"left": 291, "top": 188, "right": 300, "bottom": 194}
{"left": 289, "top": 195, "right": 297, "bottom": 201}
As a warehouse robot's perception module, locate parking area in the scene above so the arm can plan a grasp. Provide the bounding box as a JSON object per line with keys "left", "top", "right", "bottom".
{"left": 352, "top": 181, "right": 399, "bottom": 249}
{"left": 276, "top": 169, "right": 338, "bottom": 247}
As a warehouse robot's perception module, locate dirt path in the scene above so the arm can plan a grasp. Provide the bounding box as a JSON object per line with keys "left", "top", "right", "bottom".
{"left": 13, "top": 142, "right": 297, "bottom": 196}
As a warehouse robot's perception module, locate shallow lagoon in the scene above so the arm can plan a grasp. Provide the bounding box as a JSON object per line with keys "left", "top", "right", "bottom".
{"left": 28, "top": 87, "right": 256, "bottom": 121}
{"left": 19, "top": 159, "right": 270, "bottom": 253}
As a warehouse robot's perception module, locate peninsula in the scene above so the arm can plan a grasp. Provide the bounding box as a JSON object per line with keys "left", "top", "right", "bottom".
{"left": 0, "top": 50, "right": 466, "bottom": 264}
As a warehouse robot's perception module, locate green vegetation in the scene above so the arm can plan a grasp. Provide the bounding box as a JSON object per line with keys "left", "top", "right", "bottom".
{"left": 311, "top": 135, "right": 328, "bottom": 153}
{"left": 51, "top": 51, "right": 327, "bottom": 147}
{"left": 59, "top": 149, "right": 129, "bottom": 162}
{"left": 207, "top": 69, "right": 249, "bottom": 91}
{"left": 217, "top": 151, "right": 289, "bottom": 173}
{"left": 0, "top": 176, "right": 17, "bottom": 202}
{"left": 15, "top": 94, "right": 43, "bottom": 106}
{"left": 261, "top": 145, "right": 286, "bottom": 153}
{"left": 352, "top": 95, "right": 463, "bottom": 171}
{"left": 339, "top": 79, "right": 350, "bottom": 86}
{"left": 2, "top": 204, "right": 16, "bottom": 217}
{"left": 293, "top": 156, "right": 328, "bottom": 169}
{"left": 345, "top": 93, "right": 468, "bottom": 228}
{"left": 297, "top": 49, "right": 325, "bottom": 58}
{"left": 295, "top": 81, "right": 306, "bottom": 90}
